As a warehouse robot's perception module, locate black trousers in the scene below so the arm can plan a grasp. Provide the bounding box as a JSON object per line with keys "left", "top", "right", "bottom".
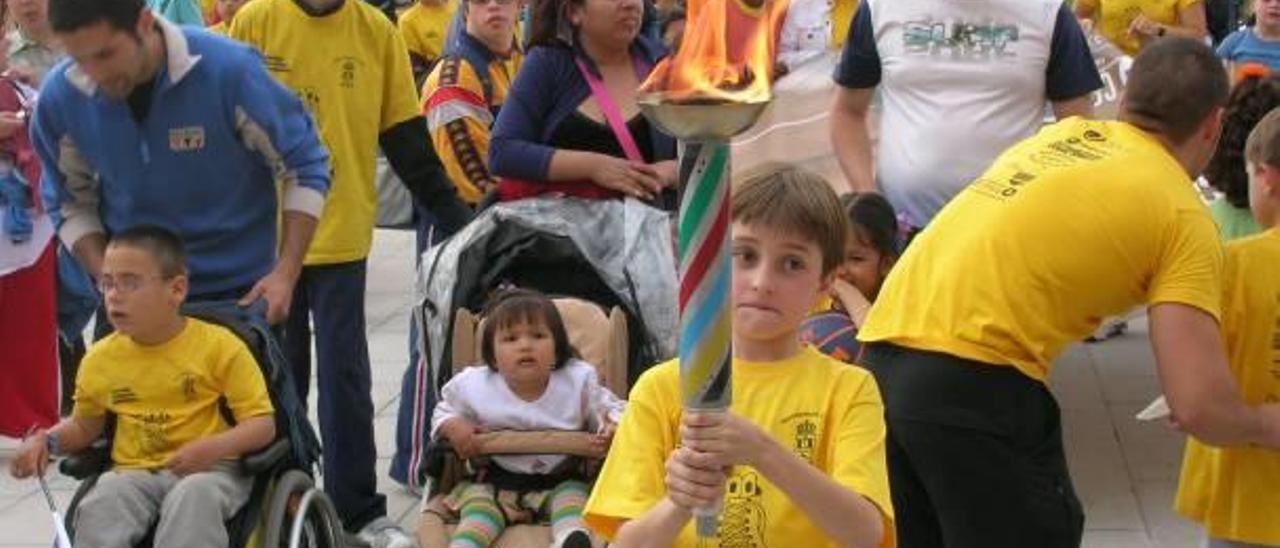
{"left": 861, "top": 343, "right": 1084, "bottom": 548}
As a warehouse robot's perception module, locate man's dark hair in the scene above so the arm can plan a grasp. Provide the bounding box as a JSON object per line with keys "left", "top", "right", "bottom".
{"left": 108, "top": 225, "right": 188, "bottom": 278}
{"left": 49, "top": 0, "right": 145, "bottom": 34}
{"left": 1121, "top": 37, "right": 1230, "bottom": 143}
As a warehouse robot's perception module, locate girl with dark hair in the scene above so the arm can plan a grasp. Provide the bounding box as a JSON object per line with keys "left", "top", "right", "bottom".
{"left": 431, "top": 288, "right": 625, "bottom": 548}
{"left": 799, "top": 192, "right": 899, "bottom": 363}
{"left": 487, "top": 0, "right": 677, "bottom": 206}
{"left": 1204, "top": 65, "right": 1280, "bottom": 239}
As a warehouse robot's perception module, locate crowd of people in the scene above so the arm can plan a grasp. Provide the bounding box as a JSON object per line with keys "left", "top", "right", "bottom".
{"left": 1, "top": 0, "right": 1279, "bottom": 547}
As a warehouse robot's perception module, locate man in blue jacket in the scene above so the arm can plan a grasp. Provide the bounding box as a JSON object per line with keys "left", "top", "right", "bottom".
{"left": 34, "top": 0, "right": 329, "bottom": 323}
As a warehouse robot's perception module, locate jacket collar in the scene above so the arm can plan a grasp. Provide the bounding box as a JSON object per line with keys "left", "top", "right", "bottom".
{"left": 66, "top": 14, "right": 202, "bottom": 97}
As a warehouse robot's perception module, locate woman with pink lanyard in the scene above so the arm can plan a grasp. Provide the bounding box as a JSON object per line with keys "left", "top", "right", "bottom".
{"left": 488, "top": 0, "right": 678, "bottom": 209}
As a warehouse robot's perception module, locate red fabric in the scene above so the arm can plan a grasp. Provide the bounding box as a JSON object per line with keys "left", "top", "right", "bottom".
{"left": 0, "top": 242, "right": 59, "bottom": 437}
{"left": 495, "top": 178, "right": 621, "bottom": 202}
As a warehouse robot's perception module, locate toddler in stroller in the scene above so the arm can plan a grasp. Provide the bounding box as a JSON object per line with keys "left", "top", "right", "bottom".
{"left": 427, "top": 289, "right": 625, "bottom": 548}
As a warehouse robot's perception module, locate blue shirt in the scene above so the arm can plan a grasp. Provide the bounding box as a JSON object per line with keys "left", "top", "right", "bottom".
{"left": 34, "top": 21, "right": 330, "bottom": 297}
{"left": 1217, "top": 27, "right": 1280, "bottom": 72}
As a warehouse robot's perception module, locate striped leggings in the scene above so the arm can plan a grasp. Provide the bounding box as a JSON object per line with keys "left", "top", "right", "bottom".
{"left": 448, "top": 480, "right": 590, "bottom": 548}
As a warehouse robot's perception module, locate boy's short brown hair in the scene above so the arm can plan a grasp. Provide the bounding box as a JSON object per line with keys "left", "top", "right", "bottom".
{"left": 1245, "top": 107, "right": 1280, "bottom": 168}
{"left": 731, "top": 164, "right": 849, "bottom": 275}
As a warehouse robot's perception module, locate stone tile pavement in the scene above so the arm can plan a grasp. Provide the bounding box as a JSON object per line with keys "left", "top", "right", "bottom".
{"left": 0, "top": 230, "right": 1206, "bottom": 546}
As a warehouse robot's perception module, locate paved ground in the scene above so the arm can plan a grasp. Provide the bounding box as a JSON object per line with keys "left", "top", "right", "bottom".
{"left": 0, "top": 229, "right": 1205, "bottom": 547}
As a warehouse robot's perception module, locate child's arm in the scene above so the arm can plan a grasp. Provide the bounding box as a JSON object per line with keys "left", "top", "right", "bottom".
{"left": 683, "top": 412, "right": 886, "bottom": 548}
{"left": 167, "top": 415, "right": 275, "bottom": 477}
{"left": 831, "top": 278, "right": 872, "bottom": 327}
{"left": 611, "top": 447, "right": 727, "bottom": 548}
{"left": 8, "top": 415, "right": 107, "bottom": 478}
{"left": 430, "top": 371, "right": 485, "bottom": 458}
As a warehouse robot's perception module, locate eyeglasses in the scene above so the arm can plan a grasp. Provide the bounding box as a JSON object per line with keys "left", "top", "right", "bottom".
{"left": 98, "top": 274, "right": 166, "bottom": 295}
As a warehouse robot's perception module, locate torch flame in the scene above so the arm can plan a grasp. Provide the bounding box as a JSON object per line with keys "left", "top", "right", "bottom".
{"left": 641, "top": 0, "right": 789, "bottom": 104}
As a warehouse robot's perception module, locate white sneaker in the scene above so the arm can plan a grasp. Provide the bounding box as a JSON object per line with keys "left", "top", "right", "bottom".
{"left": 353, "top": 516, "right": 414, "bottom": 548}
{"left": 551, "top": 528, "right": 593, "bottom": 548}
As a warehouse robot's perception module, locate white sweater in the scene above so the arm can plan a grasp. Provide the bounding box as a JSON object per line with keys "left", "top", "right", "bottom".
{"left": 430, "top": 359, "right": 626, "bottom": 474}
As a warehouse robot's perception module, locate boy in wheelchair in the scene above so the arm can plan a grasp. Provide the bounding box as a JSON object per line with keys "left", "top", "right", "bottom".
{"left": 9, "top": 225, "right": 276, "bottom": 547}
{"left": 430, "top": 289, "right": 626, "bottom": 548}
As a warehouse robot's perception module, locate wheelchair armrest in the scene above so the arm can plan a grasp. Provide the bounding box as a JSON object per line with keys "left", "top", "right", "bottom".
{"left": 239, "top": 438, "right": 291, "bottom": 476}
{"left": 476, "top": 431, "right": 606, "bottom": 459}
{"left": 59, "top": 445, "right": 112, "bottom": 480}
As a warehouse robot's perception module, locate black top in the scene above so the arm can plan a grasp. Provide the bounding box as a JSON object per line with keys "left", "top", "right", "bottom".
{"left": 547, "top": 110, "right": 659, "bottom": 163}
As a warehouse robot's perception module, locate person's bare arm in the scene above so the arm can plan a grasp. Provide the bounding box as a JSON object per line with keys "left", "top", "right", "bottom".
{"left": 1149, "top": 303, "right": 1280, "bottom": 448}
{"left": 830, "top": 87, "right": 877, "bottom": 194}
{"left": 238, "top": 211, "right": 315, "bottom": 324}
{"left": 9, "top": 416, "right": 107, "bottom": 478}
{"left": 681, "top": 412, "right": 885, "bottom": 547}
{"left": 612, "top": 498, "right": 695, "bottom": 548}
{"left": 1051, "top": 95, "right": 1095, "bottom": 121}
{"left": 71, "top": 233, "right": 108, "bottom": 282}
{"left": 167, "top": 415, "right": 276, "bottom": 476}
{"left": 1170, "top": 3, "right": 1209, "bottom": 40}
{"left": 547, "top": 150, "right": 665, "bottom": 200}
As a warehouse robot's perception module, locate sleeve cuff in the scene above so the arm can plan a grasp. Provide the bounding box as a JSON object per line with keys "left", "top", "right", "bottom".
{"left": 58, "top": 215, "right": 105, "bottom": 251}
{"left": 282, "top": 185, "right": 326, "bottom": 218}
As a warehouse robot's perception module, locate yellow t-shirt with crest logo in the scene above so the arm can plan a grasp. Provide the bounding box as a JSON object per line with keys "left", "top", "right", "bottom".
{"left": 71, "top": 319, "right": 274, "bottom": 470}
{"left": 1175, "top": 229, "right": 1280, "bottom": 546}
{"left": 229, "top": 0, "right": 422, "bottom": 265}
{"left": 860, "top": 117, "right": 1223, "bottom": 382}
{"left": 584, "top": 347, "right": 896, "bottom": 548}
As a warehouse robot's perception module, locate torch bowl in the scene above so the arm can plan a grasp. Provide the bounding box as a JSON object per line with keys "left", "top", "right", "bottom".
{"left": 637, "top": 93, "right": 770, "bottom": 141}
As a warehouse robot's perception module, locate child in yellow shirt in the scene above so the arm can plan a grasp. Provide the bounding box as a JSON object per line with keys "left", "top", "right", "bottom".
{"left": 801, "top": 192, "right": 900, "bottom": 364}
{"left": 1175, "top": 107, "right": 1280, "bottom": 548}
{"left": 583, "top": 165, "right": 895, "bottom": 547}
{"left": 7, "top": 225, "right": 275, "bottom": 547}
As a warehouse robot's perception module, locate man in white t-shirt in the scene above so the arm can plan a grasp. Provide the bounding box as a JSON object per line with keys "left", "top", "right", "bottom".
{"left": 830, "top": 0, "right": 1104, "bottom": 233}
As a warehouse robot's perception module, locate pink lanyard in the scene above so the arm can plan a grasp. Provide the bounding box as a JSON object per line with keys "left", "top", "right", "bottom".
{"left": 573, "top": 57, "right": 645, "bottom": 164}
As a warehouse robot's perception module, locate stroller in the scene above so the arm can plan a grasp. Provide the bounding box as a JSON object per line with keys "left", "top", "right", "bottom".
{"left": 396, "top": 198, "right": 680, "bottom": 542}
{"left": 395, "top": 197, "right": 679, "bottom": 496}
{"left": 58, "top": 301, "right": 342, "bottom": 548}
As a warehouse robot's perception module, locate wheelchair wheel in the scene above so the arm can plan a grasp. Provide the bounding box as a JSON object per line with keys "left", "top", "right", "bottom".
{"left": 261, "top": 470, "right": 343, "bottom": 548}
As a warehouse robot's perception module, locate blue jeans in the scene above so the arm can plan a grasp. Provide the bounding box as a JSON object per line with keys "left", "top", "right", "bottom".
{"left": 284, "top": 260, "right": 384, "bottom": 532}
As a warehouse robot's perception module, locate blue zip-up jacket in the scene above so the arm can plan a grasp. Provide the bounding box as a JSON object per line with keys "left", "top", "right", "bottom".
{"left": 34, "top": 18, "right": 330, "bottom": 297}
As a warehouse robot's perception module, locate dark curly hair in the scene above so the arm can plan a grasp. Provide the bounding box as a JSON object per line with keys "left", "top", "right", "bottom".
{"left": 1204, "top": 72, "right": 1280, "bottom": 209}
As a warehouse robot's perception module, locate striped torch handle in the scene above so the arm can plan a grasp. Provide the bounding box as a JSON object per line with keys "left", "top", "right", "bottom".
{"left": 676, "top": 140, "right": 734, "bottom": 538}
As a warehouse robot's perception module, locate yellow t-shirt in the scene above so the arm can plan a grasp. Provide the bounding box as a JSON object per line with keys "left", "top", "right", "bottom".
{"left": 860, "top": 118, "right": 1223, "bottom": 382}
{"left": 421, "top": 49, "right": 522, "bottom": 204}
{"left": 72, "top": 319, "right": 274, "bottom": 470}
{"left": 1175, "top": 229, "right": 1280, "bottom": 546}
{"left": 230, "top": 0, "right": 422, "bottom": 265}
{"left": 1076, "top": 0, "right": 1202, "bottom": 55}
{"left": 207, "top": 20, "right": 229, "bottom": 35}
{"left": 398, "top": 0, "right": 458, "bottom": 67}
{"left": 584, "top": 347, "right": 896, "bottom": 548}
